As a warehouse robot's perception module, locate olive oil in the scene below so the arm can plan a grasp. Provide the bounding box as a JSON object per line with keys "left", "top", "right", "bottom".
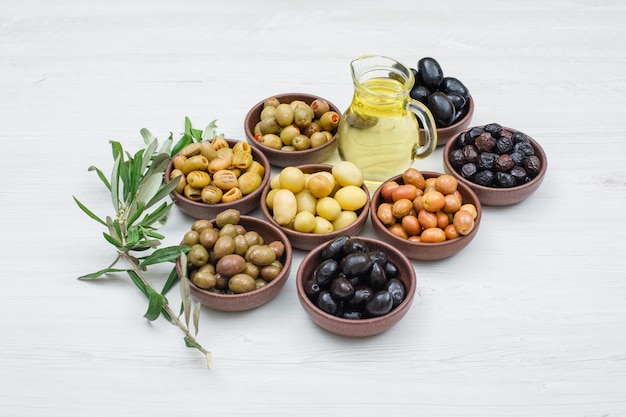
{"left": 337, "top": 77, "right": 422, "bottom": 189}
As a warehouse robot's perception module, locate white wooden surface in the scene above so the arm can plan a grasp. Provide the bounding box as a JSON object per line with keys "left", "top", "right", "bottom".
{"left": 2, "top": 1, "right": 626, "bottom": 416}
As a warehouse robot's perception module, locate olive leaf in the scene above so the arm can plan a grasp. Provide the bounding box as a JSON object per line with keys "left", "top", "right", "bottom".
{"left": 74, "top": 118, "right": 215, "bottom": 370}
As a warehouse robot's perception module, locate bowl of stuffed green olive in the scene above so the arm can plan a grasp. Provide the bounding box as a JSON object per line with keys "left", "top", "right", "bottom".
{"left": 244, "top": 93, "right": 341, "bottom": 168}
{"left": 165, "top": 137, "right": 271, "bottom": 219}
{"left": 296, "top": 235, "right": 417, "bottom": 337}
{"left": 176, "top": 209, "right": 293, "bottom": 312}
{"left": 443, "top": 123, "right": 547, "bottom": 206}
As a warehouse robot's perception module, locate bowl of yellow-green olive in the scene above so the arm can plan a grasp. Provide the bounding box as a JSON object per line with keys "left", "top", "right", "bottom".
{"left": 260, "top": 162, "right": 370, "bottom": 251}
{"left": 296, "top": 235, "right": 417, "bottom": 337}
{"left": 370, "top": 168, "right": 482, "bottom": 261}
{"left": 244, "top": 93, "right": 341, "bottom": 168}
{"left": 176, "top": 209, "right": 293, "bottom": 312}
{"left": 165, "top": 137, "right": 271, "bottom": 219}
{"left": 442, "top": 123, "right": 547, "bottom": 206}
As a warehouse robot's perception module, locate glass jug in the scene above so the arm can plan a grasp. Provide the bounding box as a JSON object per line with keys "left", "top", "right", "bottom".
{"left": 336, "top": 55, "right": 437, "bottom": 189}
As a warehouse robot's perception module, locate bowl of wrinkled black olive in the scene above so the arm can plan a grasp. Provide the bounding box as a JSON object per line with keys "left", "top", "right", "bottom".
{"left": 443, "top": 123, "right": 548, "bottom": 206}
{"left": 244, "top": 93, "right": 342, "bottom": 168}
{"left": 296, "top": 235, "right": 417, "bottom": 337}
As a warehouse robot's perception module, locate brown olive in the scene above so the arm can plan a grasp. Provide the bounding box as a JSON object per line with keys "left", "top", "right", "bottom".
{"left": 215, "top": 254, "right": 246, "bottom": 277}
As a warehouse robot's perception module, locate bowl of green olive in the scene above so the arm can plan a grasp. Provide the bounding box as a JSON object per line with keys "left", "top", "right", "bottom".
{"left": 176, "top": 209, "right": 293, "bottom": 312}
{"left": 370, "top": 168, "right": 482, "bottom": 261}
{"left": 260, "top": 162, "right": 370, "bottom": 251}
{"left": 296, "top": 235, "right": 417, "bottom": 337}
{"left": 442, "top": 123, "right": 548, "bottom": 206}
{"left": 165, "top": 137, "right": 271, "bottom": 219}
{"left": 244, "top": 93, "right": 342, "bottom": 168}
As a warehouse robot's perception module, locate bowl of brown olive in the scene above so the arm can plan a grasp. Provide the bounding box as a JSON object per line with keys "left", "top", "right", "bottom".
{"left": 442, "top": 123, "right": 548, "bottom": 206}
{"left": 244, "top": 93, "right": 342, "bottom": 168}
{"left": 260, "top": 162, "right": 370, "bottom": 251}
{"left": 296, "top": 235, "right": 417, "bottom": 337}
{"left": 370, "top": 168, "right": 482, "bottom": 261}
{"left": 412, "top": 57, "right": 475, "bottom": 146}
{"left": 165, "top": 137, "right": 271, "bottom": 219}
{"left": 176, "top": 209, "right": 293, "bottom": 312}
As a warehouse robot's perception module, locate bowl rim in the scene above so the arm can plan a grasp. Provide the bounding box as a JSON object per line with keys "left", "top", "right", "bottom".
{"left": 177, "top": 214, "right": 293, "bottom": 302}
{"left": 165, "top": 137, "right": 271, "bottom": 211}
{"left": 259, "top": 163, "right": 371, "bottom": 243}
{"left": 295, "top": 236, "right": 417, "bottom": 327}
{"left": 369, "top": 170, "right": 482, "bottom": 250}
{"left": 243, "top": 92, "right": 341, "bottom": 156}
{"left": 442, "top": 125, "right": 548, "bottom": 195}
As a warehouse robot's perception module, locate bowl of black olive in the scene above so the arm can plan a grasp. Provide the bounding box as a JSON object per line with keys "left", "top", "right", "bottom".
{"left": 412, "top": 57, "right": 474, "bottom": 146}
{"left": 296, "top": 235, "right": 417, "bottom": 337}
{"left": 443, "top": 123, "right": 548, "bottom": 206}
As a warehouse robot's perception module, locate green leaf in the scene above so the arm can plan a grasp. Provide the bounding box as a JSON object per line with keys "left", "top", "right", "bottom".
{"left": 144, "top": 289, "right": 164, "bottom": 321}
{"left": 184, "top": 336, "right": 202, "bottom": 349}
{"left": 202, "top": 119, "right": 219, "bottom": 141}
{"left": 144, "top": 229, "right": 165, "bottom": 240}
{"left": 127, "top": 270, "right": 149, "bottom": 297}
{"left": 140, "top": 127, "right": 155, "bottom": 145}
{"left": 141, "top": 138, "right": 159, "bottom": 174}
{"left": 161, "top": 266, "right": 180, "bottom": 295}
{"left": 158, "top": 132, "right": 173, "bottom": 155}
{"left": 73, "top": 196, "right": 107, "bottom": 226}
{"left": 87, "top": 165, "right": 111, "bottom": 191}
{"left": 140, "top": 201, "right": 173, "bottom": 228}
{"left": 146, "top": 175, "right": 180, "bottom": 209}
{"left": 110, "top": 153, "right": 121, "bottom": 213}
{"left": 140, "top": 245, "right": 188, "bottom": 267}
{"left": 134, "top": 170, "right": 163, "bottom": 211}
{"left": 127, "top": 200, "right": 146, "bottom": 227}
{"left": 78, "top": 267, "right": 127, "bottom": 280}
{"left": 103, "top": 232, "right": 122, "bottom": 248}
{"left": 126, "top": 226, "right": 140, "bottom": 248}
{"left": 184, "top": 116, "right": 193, "bottom": 134}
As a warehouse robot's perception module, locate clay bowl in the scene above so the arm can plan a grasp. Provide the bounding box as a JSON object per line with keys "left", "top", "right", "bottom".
{"left": 244, "top": 93, "right": 341, "bottom": 168}
{"left": 296, "top": 236, "right": 417, "bottom": 337}
{"left": 260, "top": 164, "right": 370, "bottom": 251}
{"left": 442, "top": 124, "right": 548, "bottom": 206}
{"left": 420, "top": 96, "right": 474, "bottom": 147}
{"left": 370, "top": 171, "right": 482, "bottom": 261}
{"left": 165, "top": 138, "right": 271, "bottom": 219}
{"left": 176, "top": 215, "right": 293, "bottom": 312}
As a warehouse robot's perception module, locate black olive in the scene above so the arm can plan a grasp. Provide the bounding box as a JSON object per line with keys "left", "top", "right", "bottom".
{"left": 330, "top": 276, "right": 355, "bottom": 301}
{"left": 383, "top": 260, "right": 399, "bottom": 278}
{"left": 525, "top": 155, "right": 542, "bottom": 177}
{"left": 417, "top": 57, "right": 444, "bottom": 90}
{"left": 477, "top": 152, "right": 498, "bottom": 170}
{"left": 510, "top": 150, "right": 527, "bottom": 166}
{"left": 410, "top": 85, "right": 430, "bottom": 104}
{"left": 450, "top": 149, "right": 466, "bottom": 168}
{"left": 483, "top": 122, "right": 503, "bottom": 136}
{"left": 428, "top": 91, "right": 455, "bottom": 127}
{"left": 461, "top": 163, "right": 478, "bottom": 179}
{"left": 316, "top": 291, "right": 340, "bottom": 316}
{"left": 342, "top": 310, "right": 363, "bottom": 320}
{"left": 462, "top": 145, "right": 479, "bottom": 163}
{"left": 321, "top": 235, "right": 350, "bottom": 260}
{"left": 367, "top": 262, "right": 387, "bottom": 290}
{"left": 340, "top": 252, "right": 373, "bottom": 276}
{"left": 510, "top": 166, "right": 528, "bottom": 184}
{"left": 495, "top": 154, "right": 515, "bottom": 172}
{"left": 313, "top": 258, "right": 339, "bottom": 286}
{"left": 473, "top": 170, "right": 494, "bottom": 186}
{"left": 514, "top": 141, "right": 535, "bottom": 156}
{"left": 342, "top": 237, "right": 370, "bottom": 255}
{"left": 513, "top": 131, "right": 529, "bottom": 143}
{"left": 368, "top": 250, "right": 388, "bottom": 266}
{"left": 365, "top": 291, "right": 394, "bottom": 317}
{"left": 303, "top": 279, "right": 321, "bottom": 299}
{"left": 495, "top": 171, "right": 516, "bottom": 187}
{"left": 475, "top": 132, "right": 496, "bottom": 152}
{"left": 386, "top": 278, "right": 405, "bottom": 307}
{"left": 496, "top": 136, "right": 514, "bottom": 154}
{"left": 439, "top": 76, "right": 470, "bottom": 100}
{"left": 347, "top": 285, "right": 374, "bottom": 308}
{"left": 447, "top": 92, "right": 466, "bottom": 111}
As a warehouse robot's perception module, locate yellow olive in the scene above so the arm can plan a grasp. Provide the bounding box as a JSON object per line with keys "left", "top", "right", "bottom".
{"left": 291, "top": 134, "right": 311, "bottom": 150}
{"left": 188, "top": 244, "right": 209, "bottom": 267}
{"left": 199, "top": 227, "right": 219, "bottom": 249}
{"left": 181, "top": 155, "right": 209, "bottom": 175}
{"left": 179, "top": 142, "right": 202, "bottom": 157}
{"left": 274, "top": 103, "right": 295, "bottom": 127}
{"left": 295, "top": 189, "right": 317, "bottom": 215}
{"left": 213, "top": 170, "right": 239, "bottom": 191}
{"left": 238, "top": 172, "right": 262, "bottom": 195}
{"left": 216, "top": 208, "right": 240, "bottom": 228}
{"left": 313, "top": 216, "right": 334, "bottom": 234}
{"left": 293, "top": 211, "right": 316, "bottom": 233}
{"left": 186, "top": 170, "right": 211, "bottom": 188}
{"left": 192, "top": 270, "right": 217, "bottom": 290}
{"left": 260, "top": 133, "right": 283, "bottom": 150}
{"left": 221, "top": 187, "right": 243, "bottom": 203}
{"left": 199, "top": 141, "right": 218, "bottom": 161}
{"left": 309, "top": 131, "right": 328, "bottom": 148}
{"left": 280, "top": 125, "right": 301, "bottom": 146}
{"left": 332, "top": 211, "right": 358, "bottom": 231}
{"left": 334, "top": 185, "right": 367, "bottom": 211}
{"left": 319, "top": 111, "right": 340, "bottom": 131}
{"left": 279, "top": 166, "right": 306, "bottom": 193}
{"left": 316, "top": 197, "right": 342, "bottom": 221}
{"left": 272, "top": 189, "right": 297, "bottom": 226}
{"left": 182, "top": 230, "right": 200, "bottom": 246}
{"left": 332, "top": 161, "right": 364, "bottom": 187}
{"left": 201, "top": 185, "right": 223, "bottom": 204}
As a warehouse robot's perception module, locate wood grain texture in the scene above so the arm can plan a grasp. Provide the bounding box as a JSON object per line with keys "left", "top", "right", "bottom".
{"left": 1, "top": 1, "right": 626, "bottom": 416}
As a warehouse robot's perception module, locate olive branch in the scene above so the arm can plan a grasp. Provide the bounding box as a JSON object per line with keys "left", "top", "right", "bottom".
{"left": 73, "top": 117, "right": 219, "bottom": 370}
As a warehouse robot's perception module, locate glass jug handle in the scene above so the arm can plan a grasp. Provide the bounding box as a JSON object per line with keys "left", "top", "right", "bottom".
{"left": 407, "top": 99, "right": 438, "bottom": 159}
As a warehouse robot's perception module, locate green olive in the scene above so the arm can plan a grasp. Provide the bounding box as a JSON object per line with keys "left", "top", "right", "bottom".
{"left": 216, "top": 208, "right": 241, "bottom": 228}
{"left": 182, "top": 230, "right": 200, "bottom": 246}
{"left": 294, "top": 104, "right": 314, "bottom": 128}
{"left": 242, "top": 262, "right": 260, "bottom": 279}
{"left": 255, "top": 278, "right": 268, "bottom": 289}
{"left": 212, "top": 235, "right": 236, "bottom": 259}
{"left": 233, "top": 234, "right": 249, "bottom": 256}
{"left": 228, "top": 274, "right": 257, "bottom": 293}
{"left": 192, "top": 270, "right": 217, "bottom": 290}
{"left": 260, "top": 105, "right": 276, "bottom": 121}
{"left": 188, "top": 244, "right": 209, "bottom": 267}
{"left": 218, "top": 223, "right": 239, "bottom": 239}
{"left": 259, "top": 117, "right": 280, "bottom": 134}
{"left": 279, "top": 125, "right": 301, "bottom": 146}
{"left": 199, "top": 227, "right": 219, "bottom": 249}
{"left": 291, "top": 134, "right": 311, "bottom": 151}
{"left": 243, "top": 231, "right": 264, "bottom": 247}
{"left": 274, "top": 103, "right": 295, "bottom": 127}
{"left": 260, "top": 263, "right": 282, "bottom": 282}
{"left": 319, "top": 111, "right": 340, "bottom": 131}
{"left": 268, "top": 240, "right": 285, "bottom": 258}
{"left": 191, "top": 219, "right": 213, "bottom": 233}
{"left": 246, "top": 245, "right": 277, "bottom": 266}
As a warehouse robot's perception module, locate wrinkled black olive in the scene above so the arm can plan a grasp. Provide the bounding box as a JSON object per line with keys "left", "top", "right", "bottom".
{"left": 510, "top": 150, "right": 527, "bottom": 166}
{"left": 473, "top": 169, "right": 494, "bottom": 186}
{"left": 461, "top": 163, "right": 478, "bottom": 179}
{"left": 514, "top": 141, "right": 535, "bottom": 156}
{"left": 386, "top": 278, "right": 405, "bottom": 307}
{"left": 330, "top": 276, "right": 355, "bottom": 300}
{"left": 365, "top": 291, "right": 394, "bottom": 317}
{"left": 321, "top": 235, "right": 350, "bottom": 260}
{"left": 316, "top": 291, "right": 339, "bottom": 316}
{"left": 475, "top": 132, "right": 496, "bottom": 152}
{"left": 496, "top": 136, "right": 514, "bottom": 154}
{"left": 340, "top": 252, "right": 373, "bottom": 276}
{"left": 483, "top": 123, "right": 503, "bottom": 136}
{"left": 450, "top": 149, "right": 466, "bottom": 168}
{"left": 478, "top": 152, "right": 498, "bottom": 170}
{"left": 462, "top": 145, "right": 479, "bottom": 163}
{"left": 342, "top": 237, "right": 370, "bottom": 255}
{"left": 384, "top": 260, "right": 399, "bottom": 278}
{"left": 428, "top": 91, "right": 455, "bottom": 127}
{"left": 417, "top": 57, "right": 444, "bottom": 90}
{"left": 347, "top": 285, "right": 374, "bottom": 308}
{"left": 313, "top": 258, "right": 339, "bottom": 286}
{"left": 495, "top": 171, "right": 516, "bottom": 187}
{"left": 367, "top": 262, "right": 387, "bottom": 290}
{"left": 304, "top": 279, "right": 321, "bottom": 298}
{"left": 525, "top": 155, "right": 542, "bottom": 176}
{"left": 495, "top": 154, "right": 515, "bottom": 171}
{"left": 513, "top": 131, "right": 529, "bottom": 143}
{"left": 342, "top": 310, "right": 363, "bottom": 320}
{"left": 510, "top": 165, "right": 528, "bottom": 184}
{"left": 439, "top": 76, "right": 470, "bottom": 100}
{"left": 410, "top": 85, "right": 430, "bottom": 104}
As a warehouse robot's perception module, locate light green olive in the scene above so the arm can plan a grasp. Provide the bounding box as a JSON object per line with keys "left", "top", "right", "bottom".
{"left": 216, "top": 208, "right": 241, "bottom": 228}
{"left": 192, "top": 271, "right": 217, "bottom": 290}
{"left": 246, "top": 245, "right": 277, "bottom": 266}
{"left": 228, "top": 274, "right": 257, "bottom": 294}
{"left": 188, "top": 244, "right": 209, "bottom": 267}
{"left": 212, "top": 235, "right": 236, "bottom": 259}
{"left": 182, "top": 230, "right": 200, "bottom": 246}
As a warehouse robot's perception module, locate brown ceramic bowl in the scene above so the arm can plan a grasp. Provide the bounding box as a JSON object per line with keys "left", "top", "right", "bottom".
{"left": 165, "top": 138, "right": 271, "bottom": 219}
{"left": 442, "top": 125, "right": 548, "bottom": 206}
{"left": 260, "top": 164, "right": 370, "bottom": 251}
{"left": 176, "top": 215, "right": 293, "bottom": 312}
{"left": 244, "top": 93, "right": 341, "bottom": 168}
{"left": 419, "top": 96, "right": 474, "bottom": 147}
{"left": 370, "top": 171, "right": 482, "bottom": 261}
{"left": 296, "top": 236, "right": 417, "bottom": 337}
